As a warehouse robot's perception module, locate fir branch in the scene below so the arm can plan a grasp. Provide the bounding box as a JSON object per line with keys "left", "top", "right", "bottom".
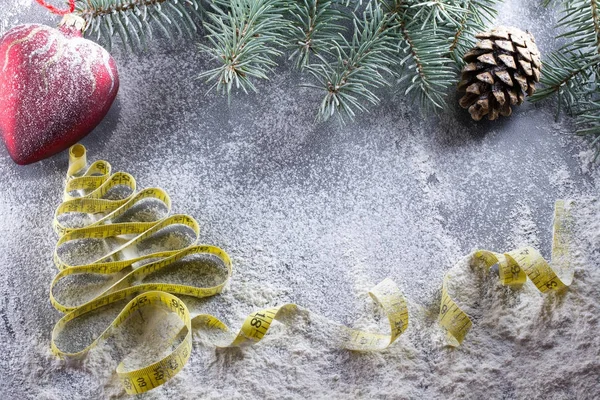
{"left": 573, "top": 65, "right": 600, "bottom": 159}
{"left": 529, "top": 52, "right": 598, "bottom": 114}
{"left": 576, "top": 99, "right": 600, "bottom": 161}
{"left": 195, "top": 0, "right": 502, "bottom": 121}
{"left": 197, "top": 0, "right": 290, "bottom": 99}
{"left": 304, "top": 0, "right": 480, "bottom": 121}
{"left": 448, "top": 0, "right": 499, "bottom": 66}
{"left": 408, "top": 0, "right": 465, "bottom": 32}
{"left": 530, "top": 0, "right": 600, "bottom": 107}
{"left": 305, "top": 4, "right": 396, "bottom": 122}
{"left": 397, "top": 5, "right": 455, "bottom": 109}
{"left": 391, "top": 1, "right": 463, "bottom": 110}
{"left": 556, "top": 0, "right": 600, "bottom": 54}
{"left": 284, "top": 0, "right": 348, "bottom": 69}
{"left": 75, "top": 0, "right": 204, "bottom": 50}
{"left": 532, "top": 0, "right": 600, "bottom": 160}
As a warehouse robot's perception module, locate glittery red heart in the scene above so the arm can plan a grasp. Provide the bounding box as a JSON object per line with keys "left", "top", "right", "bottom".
{"left": 0, "top": 23, "right": 119, "bottom": 165}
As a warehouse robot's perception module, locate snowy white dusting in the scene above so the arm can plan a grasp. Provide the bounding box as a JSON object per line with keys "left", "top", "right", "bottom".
{"left": 0, "top": 1, "right": 599, "bottom": 399}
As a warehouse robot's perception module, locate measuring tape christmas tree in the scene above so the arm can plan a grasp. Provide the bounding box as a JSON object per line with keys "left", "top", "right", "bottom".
{"left": 50, "top": 144, "right": 409, "bottom": 395}
{"left": 50, "top": 144, "right": 574, "bottom": 395}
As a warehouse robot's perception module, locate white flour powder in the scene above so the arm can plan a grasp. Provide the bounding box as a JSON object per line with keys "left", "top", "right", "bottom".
{"left": 0, "top": 1, "right": 599, "bottom": 399}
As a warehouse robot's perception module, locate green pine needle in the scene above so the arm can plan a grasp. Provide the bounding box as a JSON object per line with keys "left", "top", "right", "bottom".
{"left": 394, "top": 1, "right": 458, "bottom": 111}
{"left": 284, "top": 0, "right": 347, "bottom": 69}
{"left": 197, "top": 0, "right": 505, "bottom": 122}
{"left": 196, "top": 0, "right": 289, "bottom": 100}
{"left": 75, "top": 0, "right": 513, "bottom": 129}
{"left": 448, "top": 0, "right": 499, "bottom": 66}
{"left": 530, "top": 0, "right": 600, "bottom": 159}
{"left": 305, "top": 4, "right": 396, "bottom": 122}
{"left": 75, "top": 0, "right": 204, "bottom": 51}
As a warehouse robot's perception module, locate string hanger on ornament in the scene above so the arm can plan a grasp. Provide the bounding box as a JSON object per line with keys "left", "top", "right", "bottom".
{"left": 35, "top": 0, "right": 86, "bottom": 34}
{"left": 35, "top": 0, "right": 75, "bottom": 16}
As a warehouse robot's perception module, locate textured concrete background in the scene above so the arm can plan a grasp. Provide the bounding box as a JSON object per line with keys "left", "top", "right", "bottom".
{"left": 0, "top": 1, "right": 599, "bottom": 399}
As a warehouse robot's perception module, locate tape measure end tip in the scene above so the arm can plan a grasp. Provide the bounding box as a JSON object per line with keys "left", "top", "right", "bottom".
{"left": 70, "top": 144, "right": 86, "bottom": 158}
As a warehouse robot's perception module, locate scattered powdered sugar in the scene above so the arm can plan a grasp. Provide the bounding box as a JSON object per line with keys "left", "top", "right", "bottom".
{"left": 0, "top": 1, "right": 599, "bottom": 399}
{"left": 509, "top": 202, "right": 540, "bottom": 249}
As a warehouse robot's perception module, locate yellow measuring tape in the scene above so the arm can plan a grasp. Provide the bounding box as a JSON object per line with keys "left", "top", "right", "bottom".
{"left": 438, "top": 199, "right": 574, "bottom": 346}
{"left": 50, "top": 145, "right": 409, "bottom": 395}
{"left": 50, "top": 145, "right": 574, "bottom": 394}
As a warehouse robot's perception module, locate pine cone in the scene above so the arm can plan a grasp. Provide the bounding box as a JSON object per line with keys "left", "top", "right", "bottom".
{"left": 458, "top": 26, "right": 541, "bottom": 121}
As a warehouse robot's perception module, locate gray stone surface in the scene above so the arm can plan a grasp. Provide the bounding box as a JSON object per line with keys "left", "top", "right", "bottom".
{"left": 0, "top": 1, "right": 599, "bottom": 399}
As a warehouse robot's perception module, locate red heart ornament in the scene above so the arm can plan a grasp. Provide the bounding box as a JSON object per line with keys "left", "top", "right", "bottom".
{"left": 0, "top": 22, "right": 119, "bottom": 165}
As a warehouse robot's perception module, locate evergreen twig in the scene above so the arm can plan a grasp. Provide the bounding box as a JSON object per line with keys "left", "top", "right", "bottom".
{"left": 284, "top": 0, "right": 347, "bottom": 69}
{"left": 197, "top": 0, "right": 290, "bottom": 99}
{"left": 73, "top": 0, "right": 508, "bottom": 125}
{"left": 531, "top": 0, "right": 600, "bottom": 159}
{"left": 305, "top": 4, "right": 396, "bottom": 122}
{"left": 448, "top": 0, "right": 499, "bottom": 66}
{"left": 393, "top": 1, "right": 460, "bottom": 111}
{"left": 75, "top": 0, "right": 204, "bottom": 51}
{"left": 197, "top": 0, "right": 504, "bottom": 121}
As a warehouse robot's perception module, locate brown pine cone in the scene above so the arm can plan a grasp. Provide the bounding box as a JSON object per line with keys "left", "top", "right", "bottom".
{"left": 457, "top": 26, "right": 541, "bottom": 121}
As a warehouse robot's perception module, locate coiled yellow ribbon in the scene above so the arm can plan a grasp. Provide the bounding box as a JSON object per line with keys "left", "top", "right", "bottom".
{"left": 50, "top": 145, "right": 409, "bottom": 395}
{"left": 50, "top": 145, "right": 573, "bottom": 394}
{"left": 439, "top": 200, "right": 573, "bottom": 346}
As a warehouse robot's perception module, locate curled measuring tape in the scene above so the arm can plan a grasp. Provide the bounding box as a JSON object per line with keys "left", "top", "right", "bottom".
{"left": 50, "top": 145, "right": 409, "bottom": 395}
{"left": 439, "top": 200, "right": 574, "bottom": 346}
{"left": 50, "top": 145, "right": 573, "bottom": 394}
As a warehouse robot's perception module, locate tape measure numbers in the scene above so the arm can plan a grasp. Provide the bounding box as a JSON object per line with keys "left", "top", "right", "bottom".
{"left": 439, "top": 200, "right": 574, "bottom": 347}
{"left": 49, "top": 145, "right": 574, "bottom": 394}
{"left": 50, "top": 145, "right": 410, "bottom": 395}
